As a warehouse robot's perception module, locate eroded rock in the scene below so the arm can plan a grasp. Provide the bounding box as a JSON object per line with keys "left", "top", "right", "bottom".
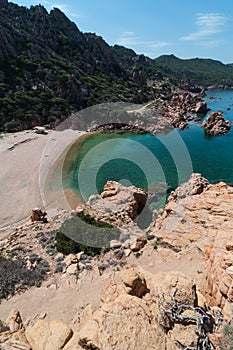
{"left": 6, "top": 309, "right": 23, "bottom": 332}
{"left": 76, "top": 180, "right": 148, "bottom": 226}
{"left": 64, "top": 269, "right": 199, "bottom": 350}
{"left": 121, "top": 268, "right": 148, "bottom": 297}
{"left": 130, "top": 235, "right": 147, "bottom": 252}
{"left": 195, "top": 101, "right": 209, "bottom": 115}
{"left": 25, "top": 319, "right": 73, "bottom": 350}
{"left": 202, "top": 111, "right": 231, "bottom": 135}
{"left": 203, "top": 229, "right": 233, "bottom": 309}
{"left": 168, "top": 173, "right": 209, "bottom": 202}
{"left": 31, "top": 208, "right": 48, "bottom": 223}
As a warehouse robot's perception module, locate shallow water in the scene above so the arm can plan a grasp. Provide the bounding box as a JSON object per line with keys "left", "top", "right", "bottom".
{"left": 62, "top": 89, "right": 233, "bottom": 210}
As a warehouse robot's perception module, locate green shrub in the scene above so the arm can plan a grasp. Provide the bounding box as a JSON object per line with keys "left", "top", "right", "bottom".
{"left": 153, "top": 241, "right": 160, "bottom": 250}
{"left": 55, "top": 231, "right": 102, "bottom": 256}
{"left": 146, "top": 231, "right": 155, "bottom": 241}
{"left": 0, "top": 255, "right": 47, "bottom": 300}
{"left": 56, "top": 214, "right": 121, "bottom": 256}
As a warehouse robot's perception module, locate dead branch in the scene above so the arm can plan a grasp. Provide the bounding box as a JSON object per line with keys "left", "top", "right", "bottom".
{"left": 158, "top": 289, "right": 216, "bottom": 350}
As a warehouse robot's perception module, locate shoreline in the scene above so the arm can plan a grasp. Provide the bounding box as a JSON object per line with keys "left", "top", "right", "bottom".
{"left": 0, "top": 129, "right": 85, "bottom": 236}
{"left": 0, "top": 87, "right": 230, "bottom": 235}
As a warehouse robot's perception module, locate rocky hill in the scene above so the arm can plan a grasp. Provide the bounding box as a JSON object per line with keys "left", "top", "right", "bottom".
{"left": 155, "top": 54, "right": 233, "bottom": 87}
{"left": 0, "top": 0, "right": 159, "bottom": 132}
{"left": 0, "top": 175, "right": 233, "bottom": 349}
{"left": 1, "top": 0, "right": 233, "bottom": 133}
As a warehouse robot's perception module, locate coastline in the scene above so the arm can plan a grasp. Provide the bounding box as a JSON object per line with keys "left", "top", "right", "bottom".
{"left": 1, "top": 87, "right": 232, "bottom": 236}
{"left": 0, "top": 129, "right": 85, "bottom": 236}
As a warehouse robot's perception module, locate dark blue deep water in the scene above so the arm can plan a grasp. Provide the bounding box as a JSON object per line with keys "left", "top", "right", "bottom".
{"left": 63, "top": 90, "right": 233, "bottom": 209}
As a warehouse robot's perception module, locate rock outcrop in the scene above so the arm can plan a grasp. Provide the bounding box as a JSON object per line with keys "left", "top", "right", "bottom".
{"left": 76, "top": 180, "right": 148, "bottom": 226}
{"left": 195, "top": 101, "right": 209, "bottom": 114}
{"left": 203, "top": 229, "right": 233, "bottom": 312}
{"left": 168, "top": 173, "right": 209, "bottom": 202}
{"left": 64, "top": 269, "right": 201, "bottom": 350}
{"left": 155, "top": 91, "right": 208, "bottom": 130}
{"left": 0, "top": 269, "right": 219, "bottom": 350}
{"left": 152, "top": 176, "right": 233, "bottom": 252}
{"left": 120, "top": 268, "right": 148, "bottom": 297}
{"left": 25, "top": 320, "right": 73, "bottom": 350}
{"left": 202, "top": 111, "right": 231, "bottom": 135}
{"left": 30, "top": 208, "right": 48, "bottom": 223}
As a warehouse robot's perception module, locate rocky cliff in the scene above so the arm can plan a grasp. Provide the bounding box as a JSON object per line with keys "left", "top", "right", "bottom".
{"left": 0, "top": 175, "right": 233, "bottom": 349}
{"left": 0, "top": 0, "right": 165, "bottom": 132}
{"left": 0, "top": 269, "right": 207, "bottom": 350}
{"left": 1, "top": 0, "right": 232, "bottom": 133}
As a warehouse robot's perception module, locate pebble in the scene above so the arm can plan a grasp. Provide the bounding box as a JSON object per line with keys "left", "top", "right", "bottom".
{"left": 119, "top": 233, "right": 131, "bottom": 243}
{"left": 114, "top": 249, "right": 125, "bottom": 260}
{"left": 110, "top": 240, "right": 122, "bottom": 249}
{"left": 55, "top": 253, "right": 64, "bottom": 262}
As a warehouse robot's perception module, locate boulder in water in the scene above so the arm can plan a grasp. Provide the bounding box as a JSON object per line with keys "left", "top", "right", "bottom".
{"left": 202, "top": 111, "right": 231, "bottom": 135}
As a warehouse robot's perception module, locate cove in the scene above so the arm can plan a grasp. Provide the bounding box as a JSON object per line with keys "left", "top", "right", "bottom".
{"left": 62, "top": 89, "right": 233, "bottom": 210}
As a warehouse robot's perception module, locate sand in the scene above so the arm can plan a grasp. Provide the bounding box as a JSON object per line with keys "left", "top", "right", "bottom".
{"left": 0, "top": 239, "right": 204, "bottom": 325}
{"left": 0, "top": 129, "right": 85, "bottom": 236}
{"left": 0, "top": 129, "right": 206, "bottom": 328}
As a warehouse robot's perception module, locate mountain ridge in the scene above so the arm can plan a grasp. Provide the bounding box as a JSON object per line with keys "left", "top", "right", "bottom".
{"left": 0, "top": 0, "right": 233, "bottom": 132}
{"left": 154, "top": 54, "right": 233, "bottom": 85}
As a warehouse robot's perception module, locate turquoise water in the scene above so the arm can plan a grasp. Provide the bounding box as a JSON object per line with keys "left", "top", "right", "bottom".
{"left": 63, "top": 89, "right": 233, "bottom": 209}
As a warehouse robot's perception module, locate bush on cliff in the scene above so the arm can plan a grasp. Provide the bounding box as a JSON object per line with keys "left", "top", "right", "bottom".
{"left": 55, "top": 214, "right": 121, "bottom": 256}
{"left": 0, "top": 255, "right": 47, "bottom": 300}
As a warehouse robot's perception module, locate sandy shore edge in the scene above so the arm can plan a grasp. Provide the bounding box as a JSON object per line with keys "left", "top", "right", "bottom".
{"left": 0, "top": 129, "right": 85, "bottom": 237}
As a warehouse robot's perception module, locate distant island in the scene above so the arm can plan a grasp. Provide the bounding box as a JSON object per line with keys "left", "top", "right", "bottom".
{"left": 0, "top": 0, "right": 233, "bottom": 132}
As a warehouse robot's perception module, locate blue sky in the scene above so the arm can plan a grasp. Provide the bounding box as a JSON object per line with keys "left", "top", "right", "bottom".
{"left": 13, "top": 0, "right": 233, "bottom": 63}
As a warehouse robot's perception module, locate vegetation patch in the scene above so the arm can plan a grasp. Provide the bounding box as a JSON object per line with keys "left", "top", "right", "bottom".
{"left": 56, "top": 214, "right": 121, "bottom": 256}
{"left": 0, "top": 255, "right": 48, "bottom": 301}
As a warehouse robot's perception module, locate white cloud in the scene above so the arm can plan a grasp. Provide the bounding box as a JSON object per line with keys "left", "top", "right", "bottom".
{"left": 52, "top": 3, "right": 67, "bottom": 11}
{"left": 52, "top": 3, "right": 81, "bottom": 18}
{"left": 145, "top": 41, "right": 171, "bottom": 49}
{"left": 199, "top": 39, "right": 224, "bottom": 48}
{"left": 123, "top": 31, "right": 135, "bottom": 36}
{"left": 117, "top": 32, "right": 170, "bottom": 51}
{"left": 32, "top": 1, "right": 81, "bottom": 18}
{"left": 180, "top": 13, "right": 227, "bottom": 41}
{"left": 117, "top": 34, "right": 139, "bottom": 46}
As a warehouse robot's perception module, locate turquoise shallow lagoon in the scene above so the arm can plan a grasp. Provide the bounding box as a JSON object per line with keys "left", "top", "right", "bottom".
{"left": 62, "top": 90, "right": 233, "bottom": 210}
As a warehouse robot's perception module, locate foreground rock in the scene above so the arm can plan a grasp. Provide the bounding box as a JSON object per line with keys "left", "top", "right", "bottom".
{"left": 25, "top": 320, "right": 73, "bottom": 350}
{"left": 76, "top": 180, "right": 148, "bottom": 226}
{"left": 152, "top": 176, "right": 233, "bottom": 250}
{"left": 168, "top": 173, "right": 209, "bottom": 202}
{"left": 0, "top": 175, "right": 233, "bottom": 349}
{"left": 202, "top": 111, "right": 231, "bottom": 135}
{"left": 66, "top": 270, "right": 199, "bottom": 350}
{"left": 203, "top": 228, "right": 233, "bottom": 313}
{"left": 195, "top": 101, "right": 209, "bottom": 115}
{"left": 0, "top": 268, "right": 223, "bottom": 350}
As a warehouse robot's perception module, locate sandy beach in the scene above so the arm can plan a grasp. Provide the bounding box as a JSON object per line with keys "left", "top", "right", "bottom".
{"left": 0, "top": 129, "right": 85, "bottom": 236}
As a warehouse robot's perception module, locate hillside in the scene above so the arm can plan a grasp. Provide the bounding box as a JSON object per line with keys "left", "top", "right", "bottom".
{"left": 155, "top": 54, "right": 233, "bottom": 86}
{"left": 0, "top": 0, "right": 233, "bottom": 132}
{"left": 0, "top": 0, "right": 157, "bottom": 132}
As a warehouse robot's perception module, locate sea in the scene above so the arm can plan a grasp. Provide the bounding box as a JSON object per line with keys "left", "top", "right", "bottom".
{"left": 61, "top": 89, "right": 233, "bottom": 211}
